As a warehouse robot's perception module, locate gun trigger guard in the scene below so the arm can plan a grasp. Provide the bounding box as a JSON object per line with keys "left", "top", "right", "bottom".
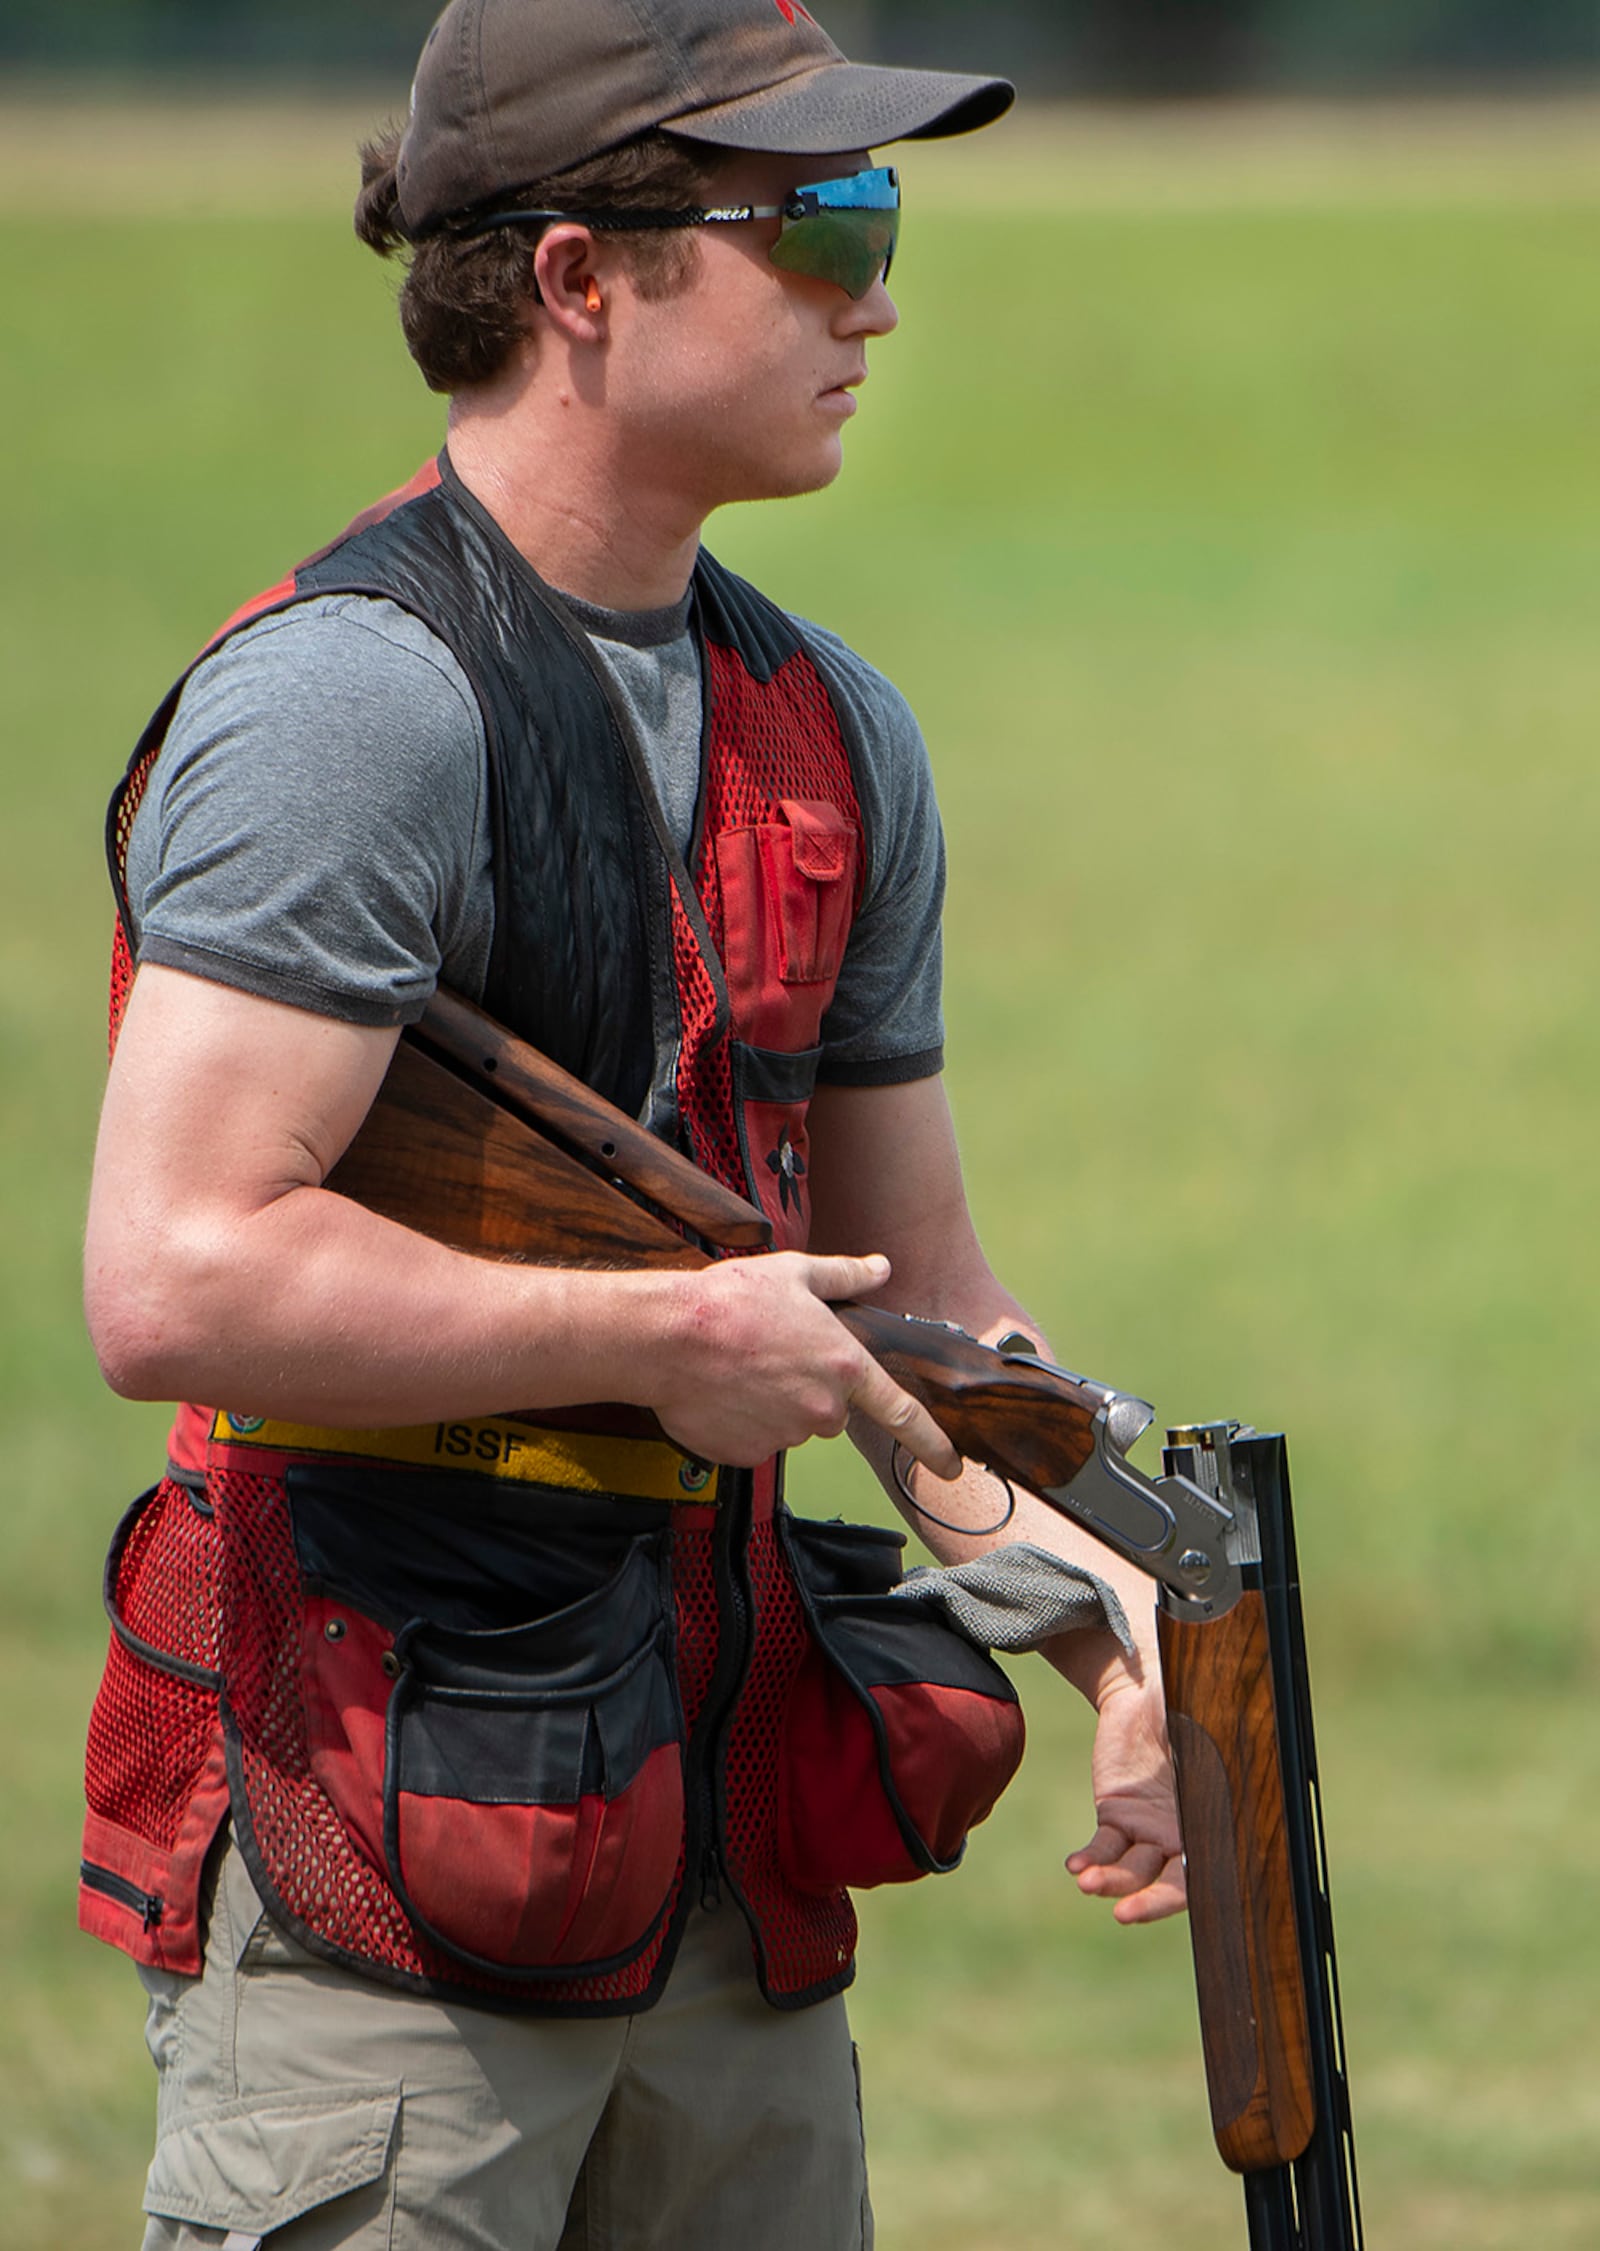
{"left": 890, "top": 1444, "right": 1016, "bottom": 1539}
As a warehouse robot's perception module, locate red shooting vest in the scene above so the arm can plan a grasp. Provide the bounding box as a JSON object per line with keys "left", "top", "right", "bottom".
{"left": 81, "top": 463, "right": 1023, "bottom": 2010}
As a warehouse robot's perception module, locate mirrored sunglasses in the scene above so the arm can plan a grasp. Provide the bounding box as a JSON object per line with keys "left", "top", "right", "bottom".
{"left": 465, "top": 166, "right": 901, "bottom": 302}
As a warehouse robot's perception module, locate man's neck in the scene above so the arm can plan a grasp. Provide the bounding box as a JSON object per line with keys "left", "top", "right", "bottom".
{"left": 445, "top": 406, "right": 705, "bottom": 614}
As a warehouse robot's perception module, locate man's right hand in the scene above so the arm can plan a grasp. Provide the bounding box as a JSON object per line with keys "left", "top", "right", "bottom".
{"left": 646, "top": 1250, "right": 962, "bottom": 1478}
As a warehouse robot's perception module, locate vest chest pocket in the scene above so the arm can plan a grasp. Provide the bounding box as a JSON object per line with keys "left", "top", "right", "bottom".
{"left": 715, "top": 798, "right": 860, "bottom": 1052}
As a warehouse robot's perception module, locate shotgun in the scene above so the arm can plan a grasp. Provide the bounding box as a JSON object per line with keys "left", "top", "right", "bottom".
{"left": 327, "top": 988, "right": 1364, "bottom": 2247}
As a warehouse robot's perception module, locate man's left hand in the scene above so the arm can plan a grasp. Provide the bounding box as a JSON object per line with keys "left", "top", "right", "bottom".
{"left": 1066, "top": 1674, "right": 1187, "bottom": 1924}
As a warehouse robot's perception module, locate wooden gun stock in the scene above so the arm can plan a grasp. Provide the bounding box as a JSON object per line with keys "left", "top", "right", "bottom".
{"left": 407, "top": 988, "right": 773, "bottom": 1250}
{"left": 327, "top": 987, "right": 768, "bottom": 1266}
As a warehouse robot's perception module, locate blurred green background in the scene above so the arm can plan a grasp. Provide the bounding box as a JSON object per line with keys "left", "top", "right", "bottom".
{"left": 3, "top": 79, "right": 1598, "bottom": 2251}
{"left": 4, "top": 0, "right": 1599, "bottom": 89}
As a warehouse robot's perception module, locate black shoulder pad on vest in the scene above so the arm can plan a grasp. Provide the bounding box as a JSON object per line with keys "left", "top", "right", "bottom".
{"left": 692, "top": 551, "right": 803, "bottom": 686}
{"left": 294, "top": 473, "right": 660, "bottom": 1117}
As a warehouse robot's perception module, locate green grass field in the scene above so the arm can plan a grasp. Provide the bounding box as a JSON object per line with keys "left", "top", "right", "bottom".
{"left": 3, "top": 94, "right": 1598, "bottom": 2247}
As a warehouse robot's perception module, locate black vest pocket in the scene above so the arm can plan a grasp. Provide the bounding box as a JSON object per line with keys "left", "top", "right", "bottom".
{"left": 776, "top": 1514, "right": 1027, "bottom": 1892}
{"left": 286, "top": 1465, "right": 683, "bottom": 1980}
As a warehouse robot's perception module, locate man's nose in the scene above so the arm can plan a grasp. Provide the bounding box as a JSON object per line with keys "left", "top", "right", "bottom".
{"left": 842, "top": 273, "right": 899, "bottom": 338}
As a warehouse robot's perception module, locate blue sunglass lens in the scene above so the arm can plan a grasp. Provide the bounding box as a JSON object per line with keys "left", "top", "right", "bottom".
{"left": 770, "top": 166, "right": 900, "bottom": 298}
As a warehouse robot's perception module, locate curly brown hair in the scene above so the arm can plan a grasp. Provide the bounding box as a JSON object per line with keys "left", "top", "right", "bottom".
{"left": 355, "top": 126, "right": 724, "bottom": 394}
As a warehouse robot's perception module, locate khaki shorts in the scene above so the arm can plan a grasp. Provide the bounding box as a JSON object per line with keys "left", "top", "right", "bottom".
{"left": 137, "top": 1839, "right": 872, "bottom": 2251}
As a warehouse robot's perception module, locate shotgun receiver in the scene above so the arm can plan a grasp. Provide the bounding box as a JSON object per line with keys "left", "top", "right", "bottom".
{"left": 327, "top": 988, "right": 1364, "bottom": 2248}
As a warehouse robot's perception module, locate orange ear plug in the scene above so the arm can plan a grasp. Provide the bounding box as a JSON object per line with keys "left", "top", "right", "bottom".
{"left": 584, "top": 279, "right": 602, "bottom": 313}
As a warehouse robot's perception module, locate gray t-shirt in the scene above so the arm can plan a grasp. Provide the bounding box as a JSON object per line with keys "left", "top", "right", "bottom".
{"left": 124, "top": 583, "right": 946, "bottom": 1086}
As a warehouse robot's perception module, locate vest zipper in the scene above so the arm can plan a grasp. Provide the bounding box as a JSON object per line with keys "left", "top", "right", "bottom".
{"left": 692, "top": 1473, "right": 755, "bottom": 1914}
{"left": 80, "top": 1860, "right": 164, "bottom": 1931}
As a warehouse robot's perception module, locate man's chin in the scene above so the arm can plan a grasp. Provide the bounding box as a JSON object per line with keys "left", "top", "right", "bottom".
{"left": 726, "top": 443, "right": 846, "bottom": 508}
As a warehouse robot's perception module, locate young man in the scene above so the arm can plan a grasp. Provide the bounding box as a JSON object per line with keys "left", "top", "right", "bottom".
{"left": 82, "top": 3, "right": 1184, "bottom": 2244}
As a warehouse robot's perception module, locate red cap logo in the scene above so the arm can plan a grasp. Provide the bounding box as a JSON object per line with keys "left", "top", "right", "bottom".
{"left": 773, "top": 0, "right": 816, "bottom": 22}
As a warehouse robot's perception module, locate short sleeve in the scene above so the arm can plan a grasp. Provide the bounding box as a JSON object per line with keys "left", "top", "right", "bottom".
{"left": 125, "top": 595, "right": 494, "bottom": 1026}
{"left": 794, "top": 619, "right": 946, "bottom": 1085}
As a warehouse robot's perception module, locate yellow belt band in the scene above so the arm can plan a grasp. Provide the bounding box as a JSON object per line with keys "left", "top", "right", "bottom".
{"left": 209, "top": 1411, "right": 718, "bottom": 1505}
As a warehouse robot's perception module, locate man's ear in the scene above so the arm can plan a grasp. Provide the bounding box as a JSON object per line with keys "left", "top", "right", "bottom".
{"left": 532, "top": 227, "right": 607, "bottom": 342}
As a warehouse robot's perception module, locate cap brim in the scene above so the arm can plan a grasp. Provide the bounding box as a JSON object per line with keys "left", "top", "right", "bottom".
{"left": 661, "top": 60, "right": 1014, "bottom": 158}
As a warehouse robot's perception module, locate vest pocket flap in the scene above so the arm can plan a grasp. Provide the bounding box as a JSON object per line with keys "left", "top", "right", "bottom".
{"left": 781, "top": 797, "right": 856, "bottom": 882}
{"left": 759, "top": 805, "right": 857, "bottom": 984}
{"left": 398, "top": 1537, "right": 669, "bottom": 1692}
{"left": 287, "top": 1460, "right": 669, "bottom": 1635}
{"left": 391, "top": 1627, "right": 678, "bottom": 1804}
{"left": 808, "top": 1597, "right": 1027, "bottom": 1699}
{"left": 783, "top": 1516, "right": 906, "bottom": 1603}
{"left": 143, "top": 2084, "right": 399, "bottom": 2232}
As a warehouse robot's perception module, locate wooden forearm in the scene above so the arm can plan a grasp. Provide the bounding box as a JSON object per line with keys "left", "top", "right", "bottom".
{"left": 1158, "top": 1594, "right": 1314, "bottom": 2172}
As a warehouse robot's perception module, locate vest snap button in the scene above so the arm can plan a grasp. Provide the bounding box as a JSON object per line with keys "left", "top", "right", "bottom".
{"left": 381, "top": 1650, "right": 402, "bottom": 1680}
{"left": 324, "top": 1617, "right": 346, "bottom": 1643}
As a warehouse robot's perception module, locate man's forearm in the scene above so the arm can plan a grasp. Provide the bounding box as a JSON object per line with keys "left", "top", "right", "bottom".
{"left": 87, "top": 1174, "right": 690, "bottom": 1425}
{"left": 86, "top": 1182, "right": 962, "bottom": 1478}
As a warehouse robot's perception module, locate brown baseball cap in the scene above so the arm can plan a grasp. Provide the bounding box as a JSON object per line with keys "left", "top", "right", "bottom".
{"left": 395, "top": 0, "right": 1014, "bottom": 238}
